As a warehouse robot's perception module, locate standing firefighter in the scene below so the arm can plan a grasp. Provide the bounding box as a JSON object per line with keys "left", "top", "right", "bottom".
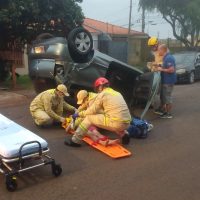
{"left": 148, "top": 36, "right": 164, "bottom": 66}
{"left": 64, "top": 77, "right": 131, "bottom": 147}
{"left": 147, "top": 36, "right": 167, "bottom": 114}
{"left": 30, "top": 84, "right": 76, "bottom": 126}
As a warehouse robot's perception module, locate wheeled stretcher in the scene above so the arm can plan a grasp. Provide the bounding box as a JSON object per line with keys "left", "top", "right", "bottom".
{"left": 0, "top": 113, "right": 62, "bottom": 191}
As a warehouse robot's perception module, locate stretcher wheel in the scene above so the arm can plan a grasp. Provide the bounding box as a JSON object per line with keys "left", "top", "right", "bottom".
{"left": 52, "top": 164, "right": 62, "bottom": 177}
{"left": 6, "top": 177, "right": 17, "bottom": 192}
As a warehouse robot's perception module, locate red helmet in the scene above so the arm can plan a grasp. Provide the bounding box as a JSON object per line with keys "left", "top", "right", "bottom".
{"left": 94, "top": 77, "right": 109, "bottom": 88}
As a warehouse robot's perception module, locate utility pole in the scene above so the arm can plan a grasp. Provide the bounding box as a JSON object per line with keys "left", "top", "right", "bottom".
{"left": 157, "top": 31, "right": 160, "bottom": 39}
{"left": 128, "top": 0, "right": 133, "bottom": 65}
{"left": 128, "top": 0, "right": 133, "bottom": 35}
{"left": 141, "top": 6, "right": 145, "bottom": 32}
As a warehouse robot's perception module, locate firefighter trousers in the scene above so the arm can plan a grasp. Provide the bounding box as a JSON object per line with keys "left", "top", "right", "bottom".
{"left": 31, "top": 110, "right": 53, "bottom": 125}
{"left": 72, "top": 114, "right": 129, "bottom": 144}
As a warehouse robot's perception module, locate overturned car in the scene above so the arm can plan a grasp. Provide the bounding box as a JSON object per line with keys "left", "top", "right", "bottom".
{"left": 28, "top": 27, "right": 160, "bottom": 118}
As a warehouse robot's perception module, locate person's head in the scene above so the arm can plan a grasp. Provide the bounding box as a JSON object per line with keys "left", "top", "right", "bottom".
{"left": 55, "top": 84, "right": 69, "bottom": 97}
{"left": 158, "top": 44, "right": 168, "bottom": 57}
{"left": 148, "top": 37, "right": 159, "bottom": 51}
{"left": 94, "top": 77, "right": 109, "bottom": 93}
{"left": 77, "top": 90, "right": 89, "bottom": 105}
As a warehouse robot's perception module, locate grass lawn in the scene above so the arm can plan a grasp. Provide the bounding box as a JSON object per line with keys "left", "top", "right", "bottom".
{"left": 1, "top": 75, "right": 33, "bottom": 90}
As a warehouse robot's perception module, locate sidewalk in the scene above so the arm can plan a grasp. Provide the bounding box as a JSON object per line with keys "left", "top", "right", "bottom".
{"left": 0, "top": 89, "right": 35, "bottom": 107}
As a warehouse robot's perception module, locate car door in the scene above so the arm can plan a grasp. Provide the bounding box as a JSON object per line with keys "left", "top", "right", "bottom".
{"left": 29, "top": 59, "right": 56, "bottom": 79}
{"left": 194, "top": 54, "right": 200, "bottom": 79}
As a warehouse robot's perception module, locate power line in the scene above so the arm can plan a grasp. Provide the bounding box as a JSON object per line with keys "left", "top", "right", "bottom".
{"left": 109, "top": 17, "right": 129, "bottom": 24}
{"left": 141, "top": 6, "right": 145, "bottom": 32}
{"left": 119, "top": 23, "right": 129, "bottom": 27}
{"left": 108, "top": 13, "right": 143, "bottom": 26}
{"left": 119, "top": 20, "right": 169, "bottom": 30}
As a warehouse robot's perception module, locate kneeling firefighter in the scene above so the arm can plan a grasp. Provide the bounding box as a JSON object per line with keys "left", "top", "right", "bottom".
{"left": 30, "top": 84, "right": 76, "bottom": 126}
{"left": 65, "top": 89, "right": 119, "bottom": 146}
{"left": 64, "top": 77, "right": 131, "bottom": 147}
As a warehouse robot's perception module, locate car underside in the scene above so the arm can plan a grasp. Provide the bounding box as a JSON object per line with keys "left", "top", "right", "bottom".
{"left": 28, "top": 27, "right": 160, "bottom": 118}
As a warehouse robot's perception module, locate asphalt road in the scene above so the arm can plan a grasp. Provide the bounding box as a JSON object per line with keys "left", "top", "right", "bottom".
{"left": 0, "top": 83, "right": 200, "bottom": 200}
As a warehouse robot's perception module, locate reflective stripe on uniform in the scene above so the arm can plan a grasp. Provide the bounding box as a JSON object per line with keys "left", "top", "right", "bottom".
{"left": 79, "top": 123, "right": 88, "bottom": 132}
{"left": 47, "top": 89, "right": 55, "bottom": 94}
{"left": 104, "top": 116, "right": 130, "bottom": 124}
{"left": 88, "top": 92, "right": 97, "bottom": 101}
{"left": 79, "top": 110, "right": 86, "bottom": 117}
{"left": 111, "top": 117, "right": 131, "bottom": 123}
{"left": 104, "top": 115, "right": 108, "bottom": 126}
{"left": 104, "top": 88, "right": 120, "bottom": 96}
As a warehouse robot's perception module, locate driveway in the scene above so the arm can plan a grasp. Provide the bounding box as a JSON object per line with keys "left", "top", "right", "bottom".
{"left": 0, "top": 83, "right": 200, "bottom": 200}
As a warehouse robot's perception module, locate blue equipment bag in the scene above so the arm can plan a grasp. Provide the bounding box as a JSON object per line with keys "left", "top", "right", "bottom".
{"left": 127, "top": 118, "right": 150, "bottom": 139}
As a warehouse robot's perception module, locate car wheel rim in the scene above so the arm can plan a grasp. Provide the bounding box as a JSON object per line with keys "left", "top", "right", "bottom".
{"left": 190, "top": 72, "right": 194, "bottom": 83}
{"left": 75, "top": 32, "right": 91, "bottom": 53}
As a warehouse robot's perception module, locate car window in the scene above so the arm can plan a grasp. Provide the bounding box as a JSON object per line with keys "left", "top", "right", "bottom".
{"left": 174, "top": 53, "right": 196, "bottom": 67}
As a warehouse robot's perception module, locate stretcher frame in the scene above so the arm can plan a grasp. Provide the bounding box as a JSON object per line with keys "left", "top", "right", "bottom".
{"left": 0, "top": 113, "right": 63, "bottom": 191}
{"left": 0, "top": 141, "right": 62, "bottom": 192}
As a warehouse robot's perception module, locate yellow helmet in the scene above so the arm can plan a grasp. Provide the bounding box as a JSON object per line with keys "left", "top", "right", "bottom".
{"left": 148, "top": 37, "right": 158, "bottom": 46}
{"left": 77, "top": 90, "right": 88, "bottom": 105}
{"left": 56, "top": 84, "right": 69, "bottom": 96}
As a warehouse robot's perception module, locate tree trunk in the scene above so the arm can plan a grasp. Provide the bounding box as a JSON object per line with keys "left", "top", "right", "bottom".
{"left": 11, "top": 64, "right": 16, "bottom": 89}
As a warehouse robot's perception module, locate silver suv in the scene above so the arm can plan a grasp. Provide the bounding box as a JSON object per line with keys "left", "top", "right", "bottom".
{"left": 28, "top": 27, "right": 160, "bottom": 118}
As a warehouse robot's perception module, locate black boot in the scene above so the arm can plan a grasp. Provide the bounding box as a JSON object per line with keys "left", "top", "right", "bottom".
{"left": 64, "top": 138, "right": 81, "bottom": 147}
{"left": 35, "top": 123, "right": 51, "bottom": 129}
{"left": 122, "top": 134, "right": 130, "bottom": 145}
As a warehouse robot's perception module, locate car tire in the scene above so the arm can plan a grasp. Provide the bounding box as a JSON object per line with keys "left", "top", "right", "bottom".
{"left": 188, "top": 71, "right": 195, "bottom": 84}
{"left": 67, "top": 27, "right": 93, "bottom": 62}
{"left": 6, "top": 176, "right": 17, "bottom": 192}
{"left": 33, "top": 78, "right": 56, "bottom": 93}
{"left": 36, "top": 33, "right": 54, "bottom": 41}
{"left": 52, "top": 164, "right": 62, "bottom": 177}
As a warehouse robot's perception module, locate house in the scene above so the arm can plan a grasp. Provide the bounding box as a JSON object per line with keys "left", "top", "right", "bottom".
{"left": 83, "top": 18, "right": 149, "bottom": 65}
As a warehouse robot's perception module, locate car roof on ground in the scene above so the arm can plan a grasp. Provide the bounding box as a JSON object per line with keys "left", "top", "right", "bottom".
{"left": 94, "top": 50, "right": 143, "bottom": 75}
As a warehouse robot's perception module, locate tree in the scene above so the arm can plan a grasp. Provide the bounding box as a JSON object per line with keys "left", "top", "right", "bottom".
{"left": 0, "top": 0, "right": 84, "bottom": 85}
{"left": 139, "top": 0, "right": 200, "bottom": 48}
{"left": 0, "top": 0, "right": 84, "bottom": 49}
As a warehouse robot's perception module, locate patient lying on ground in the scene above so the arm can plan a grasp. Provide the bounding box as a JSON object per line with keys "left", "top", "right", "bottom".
{"left": 63, "top": 118, "right": 119, "bottom": 147}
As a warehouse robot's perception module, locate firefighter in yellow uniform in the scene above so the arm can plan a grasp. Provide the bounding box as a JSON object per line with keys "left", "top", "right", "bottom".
{"left": 30, "top": 84, "right": 76, "bottom": 126}
{"left": 148, "top": 37, "right": 169, "bottom": 114}
{"left": 147, "top": 37, "right": 164, "bottom": 71}
{"left": 74, "top": 90, "right": 97, "bottom": 128}
{"left": 64, "top": 77, "right": 131, "bottom": 147}
{"left": 67, "top": 90, "right": 119, "bottom": 146}
{"left": 77, "top": 90, "right": 97, "bottom": 111}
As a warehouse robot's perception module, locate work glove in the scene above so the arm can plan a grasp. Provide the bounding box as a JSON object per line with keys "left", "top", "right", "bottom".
{"left": 72, "top": 113, "right": 79, "bottom": 120}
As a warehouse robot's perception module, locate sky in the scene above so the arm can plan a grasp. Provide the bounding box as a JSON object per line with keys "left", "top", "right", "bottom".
{"left": 80, "top": 0, "right": 174, "bottom": 39}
